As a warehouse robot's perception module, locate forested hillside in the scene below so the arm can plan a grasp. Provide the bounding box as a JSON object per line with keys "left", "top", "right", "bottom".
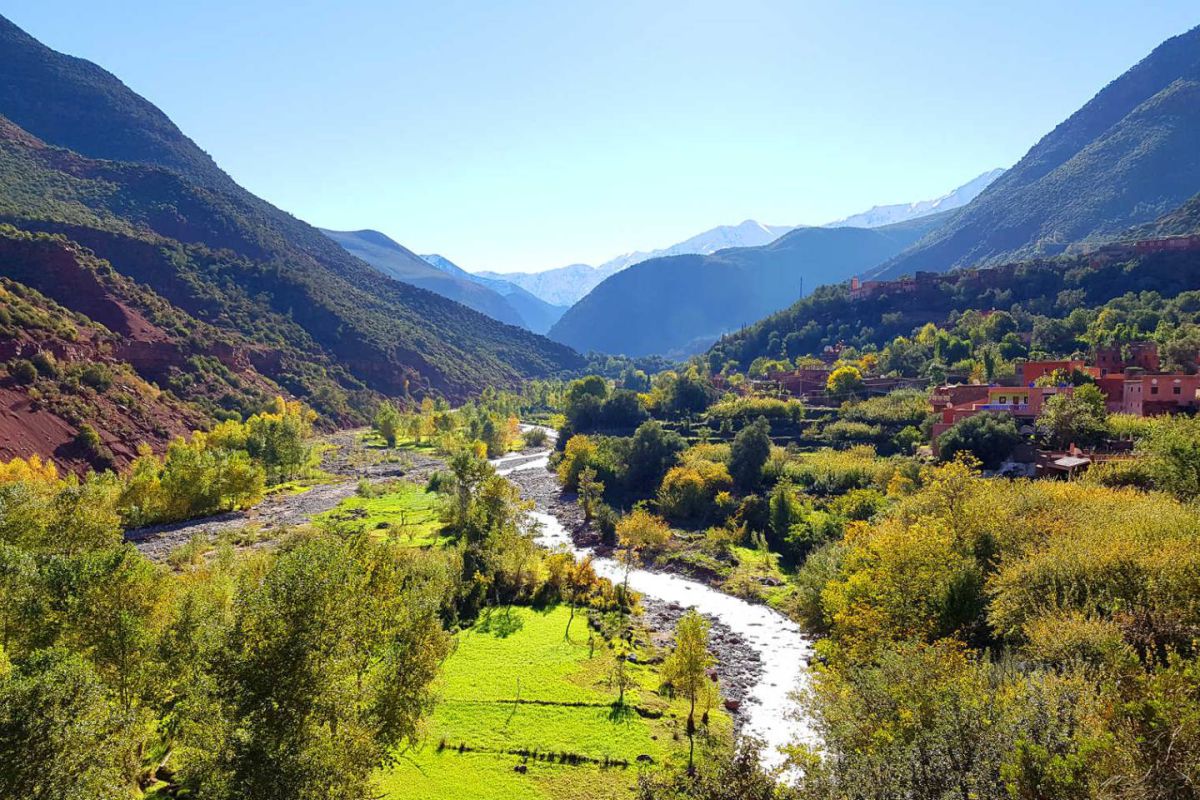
{"left": 875, "top": 24, "right": 1200, "bottom": 277}
{"left": 1128, "top": 190, "right": 1200, "bottom": 237}
{"left": 0, "top": 15, "right": 581, "bottom": 447}
{"left": 550, "top": 214, "right": 947, "bottom": 358}
{"left": 709, "top": 244, "right": 1200, "bottom": 370}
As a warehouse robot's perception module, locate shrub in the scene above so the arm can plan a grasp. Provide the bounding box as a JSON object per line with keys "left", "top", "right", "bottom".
{"left": 74, "top": 423, "right": 113, "bottom": 468}
{"left": 616, "top": 508, "right": 672, "bottom": 554}
{"left": 657, "top": 460, "right": 732, "bottom": 523}
{"left": 79, "top": 364, "right": 114, "bottom": 392}
{"left": 30, "top": 351, "right": 59, "bottom": 379}
{"left": 10, "top": 359, "right": 37, "bottom": 384}
{"left": 522, "top": 427, "right": 550, "bottom": 449}
{"left": 840, "top": 389, "right": 929, "bottom": 426}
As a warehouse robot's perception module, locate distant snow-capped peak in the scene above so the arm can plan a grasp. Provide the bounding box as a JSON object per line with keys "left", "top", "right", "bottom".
{"left": 824, "top": 168, "right": 1005, "bottom": 229}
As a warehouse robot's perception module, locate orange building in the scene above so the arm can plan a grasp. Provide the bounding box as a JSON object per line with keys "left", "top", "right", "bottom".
{"left": 1119, "top": 374, "right": 1200, "bottom": 415}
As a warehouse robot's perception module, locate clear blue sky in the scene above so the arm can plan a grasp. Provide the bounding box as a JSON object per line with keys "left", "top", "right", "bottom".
{"left": 6, "top": 2, "right": 1198, "bottom": 272}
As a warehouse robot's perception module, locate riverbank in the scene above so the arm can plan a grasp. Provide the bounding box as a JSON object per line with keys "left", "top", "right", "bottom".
{"left": 497, "top": 445, "right": 814, "bottom": 767}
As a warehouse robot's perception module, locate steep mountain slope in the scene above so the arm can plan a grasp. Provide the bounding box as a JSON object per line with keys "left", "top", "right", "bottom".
{"left": 0, "top": 16, "right": 580, "bottom": 422}
{"left": 320, "top": 229, "right": 526, "bottom": 328}
{"left": 874, "top": 25, "right": 1200, "bottom": 278}
{"left": 1127, "top": 191, "right": 1200, "bottom": 238}
{"left": 0, "top": 225, "right": 264, "bottom": 471}
{"left": 421, "top": 254, "right": 567, "bottom": 334}
{"left": 825, "top": 168, "right": 1005, "bottom": 228}
{"left": 479, "top": 220, "right": 795, "bottom": 307}
{"left": 548, "top": 214, "right": 948, "bottom": 358}
{"left": 0, "top": 15, "right": 232, "bottom": 190}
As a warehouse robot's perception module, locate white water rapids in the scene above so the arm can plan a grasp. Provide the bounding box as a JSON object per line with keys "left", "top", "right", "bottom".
{"left": 496, "top": 451, "right": 816, "bottom": 768}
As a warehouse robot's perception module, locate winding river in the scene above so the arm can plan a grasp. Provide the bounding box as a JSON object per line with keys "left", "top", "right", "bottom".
{"left": 496, "top": 449, "right": 816, "bottom": 768}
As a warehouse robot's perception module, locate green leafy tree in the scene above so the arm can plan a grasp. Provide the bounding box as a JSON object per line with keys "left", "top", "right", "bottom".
{"left": 214, "top": 534, "right": 451, "bottom": 800}
{"left": 625, "top": 420, "right": 686, "bottom": 494}
{"left": 937, "top": 412, "right": 1022, "bottom": 469}
{"left": 730, "top": 416, "right": 771, "bottom": 491}
{"left": 662, "top": 609, "right": 715, "bottom": 772}
{"left": 1037, "top": 385, "right": 1109, "bottom": 448}
{"left": 374, "top": 401, "right": 402, "bottom": 447}
{"left": 0, "top": 649, "right": 138, "bottom": 800}
{"left": 577, "top": 466, "right": 605, "bottom": 523}
{"left": 1140, "top": 415, "right": 1200, "bottom": 500}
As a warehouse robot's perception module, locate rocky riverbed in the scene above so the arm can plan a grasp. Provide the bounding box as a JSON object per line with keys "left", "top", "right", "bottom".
{"left": 125, "top": 431, "right": 444, "bottom": 561}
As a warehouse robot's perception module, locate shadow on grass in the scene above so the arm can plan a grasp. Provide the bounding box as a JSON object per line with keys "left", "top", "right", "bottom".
{"left": 607, "top": 702, "right": 636, "bottom": 724}
{"left": 477, "top": 607, "right": 525, "bottom": 638}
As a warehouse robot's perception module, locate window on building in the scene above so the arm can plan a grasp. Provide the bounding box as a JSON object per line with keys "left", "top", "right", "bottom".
{"left": 1151, "top": 386, "right": 1159, "bottom": 395}
{"left": 1174, "top": 386, "right": 1182, "bottom": 395}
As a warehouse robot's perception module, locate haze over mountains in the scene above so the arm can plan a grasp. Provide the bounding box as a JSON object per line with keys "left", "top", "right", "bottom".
{"left": 476, "top": 220, "right": 796, "bottom": 307}
{"left": 548, "top": 214, "right": 948, "bottom": 358}
{"left": 476, "top": 172, "right": 1002, "bottom": 309}
{"left": 549, "top": 22, "right": 1200, "bottom": 359}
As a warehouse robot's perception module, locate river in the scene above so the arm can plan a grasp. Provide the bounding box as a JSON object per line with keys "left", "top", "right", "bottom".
{"left": 496, "top": 448, "right": 816, "bottom": 769}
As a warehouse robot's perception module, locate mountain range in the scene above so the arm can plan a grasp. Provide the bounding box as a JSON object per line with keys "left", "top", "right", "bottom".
{"left": 419, "top": 253, "right": 568, "bottom": 333}
{"left": 824, "top": 169, "right": 1005, "bottom": 229}
{"left": 0, "top": 14, "right": 580, "bottom": 468}
{"left": 873, "top": 24, "right": 1200, "bottom": 278}
{"left": 547, "top": 214, "right": 948, "bottom": 358}
{"left": 319, "top": 229, "right": 566, "bottom": 333}
{"left": 477, "top": 172, "right": 1001, "bottom": 309}
{"left": 477, "top": 220, "right": 796, "bottom": 307}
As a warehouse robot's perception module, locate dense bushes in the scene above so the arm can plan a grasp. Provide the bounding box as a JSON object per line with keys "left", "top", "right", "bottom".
{"left": 786, "top": 462, "right": 1200, "bottom": 799}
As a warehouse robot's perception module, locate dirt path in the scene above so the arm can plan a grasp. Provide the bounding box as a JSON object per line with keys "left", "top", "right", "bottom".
{"left": 125, "top": 430, "right": 445, "bottom": 561}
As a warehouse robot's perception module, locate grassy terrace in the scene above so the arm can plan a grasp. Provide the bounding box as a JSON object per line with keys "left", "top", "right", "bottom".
{"left": 380, "top": 606, "right": 730, "bottom": 800}
{"left": 315, "top": 480, "right": 447, "bottom": 546}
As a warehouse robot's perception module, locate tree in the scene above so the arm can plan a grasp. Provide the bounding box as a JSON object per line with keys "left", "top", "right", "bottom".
{"left": 242, "top": 398, "right": 316, "bottom": 481}
{"left": 563, "top": 556, "right": 597, "bottom": 640}
{"left": 662, "top": 610, "right": 715, "bottom": 772}
{"left": 666, "top": 371, "right": 717, "bottom": 416}
{"left": 214, "top": 534, "right": 451, "bottom": 800}
{"left": 1140, "top": 415, "right": 1200, "bottom": 500}
{"left": 557, "top": 435, "right": 599, "bottom": 492}
{"left": 608, "top": 640, "right": 633, "bottom": 707}
{"left": 1037, "top": 385, "right": 1108, "bottom": 448}
{"left": 729, "top": 417, "right": 771, "bottom": 491}
{"left": 374, "top": 401, "right": 402, "bottom": 447}
{"left": 0, "top": 649, "right": 138, "bottom": 800}
{"left": 617, "top": 508, "right": 672, "bottom": 558}
{"left": 444, "top": 448, "right": 494, "bottom": 529}
{"left": 577, "top": 466, "right": 605, "bottom": 523}
{"left": 636, "top": 737, "right": 791, "bottom": 800}
{"left": 657, "top": 461, "right": 731, "bottom": 523}
{"left": 937, "top": 412, "right": 1022, "bottom": 469}
{"left": 625, "top": 420, "right": 686, "bottom": 494}
{"left": 827, "top": 365, "right": 865, "bottom": 400}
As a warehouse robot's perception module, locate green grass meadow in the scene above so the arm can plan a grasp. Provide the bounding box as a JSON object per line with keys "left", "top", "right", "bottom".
{"left": 379, "top": 605, "right": 730, "bottom": 800}
{"left": 315, "top": 480, "right": 448, "bottom": 547}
